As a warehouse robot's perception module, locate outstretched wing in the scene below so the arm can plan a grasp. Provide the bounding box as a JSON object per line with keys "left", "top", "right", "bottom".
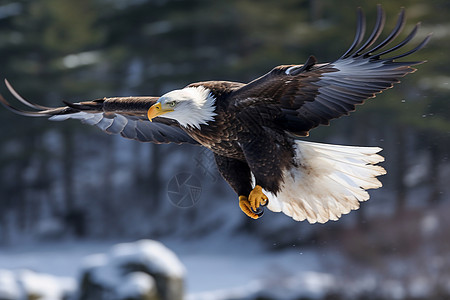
{"left": 231, "top": 5, "right": 431, "bottom": 136}
{"left": 0, "top": 80, "right": 198, "bottom": 145}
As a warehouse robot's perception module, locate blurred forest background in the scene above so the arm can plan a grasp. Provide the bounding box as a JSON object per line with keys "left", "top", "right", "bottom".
{"left": 0, "top": 0, "right": 449, "bottom": 296}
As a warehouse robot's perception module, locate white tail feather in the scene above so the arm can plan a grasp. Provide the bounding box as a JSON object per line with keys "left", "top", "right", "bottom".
{"left": 266, "top": 140, "right": 386, "bottom": 223}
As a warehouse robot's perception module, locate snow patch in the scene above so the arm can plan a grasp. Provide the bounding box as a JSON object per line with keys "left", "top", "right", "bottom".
{"left": 187, "top": 271, "right": 335, "bottom": 300}
{"left": 0, "top": 269, "right": 75, "bottom": 300}
{"left": 116, "top": 272, "right": 156, "bottom": 299}
{"left": 0, "top": 270, "right": 20, "bottom": 300}
{"left": 109, "top": 239, "right": 185, "bottom": 277}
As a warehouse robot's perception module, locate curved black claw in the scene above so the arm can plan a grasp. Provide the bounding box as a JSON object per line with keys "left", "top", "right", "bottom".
{"left": 261, "top": 199, "right": 269, "bottom": 207}
{"left": 252, "top": 206, "right": 265, "bottom": 217}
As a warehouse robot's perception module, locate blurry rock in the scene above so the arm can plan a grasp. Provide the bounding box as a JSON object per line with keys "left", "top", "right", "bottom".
{"left": 0, "top": 269, "right": 75, "bottom": 300}
{"left": 78, "top": 239, "right": 185, "bottom": 300}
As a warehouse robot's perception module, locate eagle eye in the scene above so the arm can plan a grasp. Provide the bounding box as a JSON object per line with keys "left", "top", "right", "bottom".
{"left": 167, "top": 101, "right": 177, "bottom": 108}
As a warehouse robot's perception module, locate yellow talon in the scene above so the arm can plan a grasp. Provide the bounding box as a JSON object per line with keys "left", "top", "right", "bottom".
{"left": 238, "top": 186, "right": 269, "bottom": 219}
{"left": 248, "top": 185, "right": 268, "bottom": 211}
{"left": 239, "top": 195, "right": 260, "bottom": 219}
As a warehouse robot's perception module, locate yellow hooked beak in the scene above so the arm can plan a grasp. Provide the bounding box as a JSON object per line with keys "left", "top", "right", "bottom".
{"left": 147, "top": 102, "right": 174, "bottom": 122}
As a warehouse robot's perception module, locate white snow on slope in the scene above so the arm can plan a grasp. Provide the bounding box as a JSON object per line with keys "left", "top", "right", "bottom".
{"left": 188, "top": 271, "right": 335, "bottom": 300}
{"left": 0, "top": 237, "right": 326, "bottom": 298}
{"left": 0, "top": 269, "right": 75, "bottom": 300}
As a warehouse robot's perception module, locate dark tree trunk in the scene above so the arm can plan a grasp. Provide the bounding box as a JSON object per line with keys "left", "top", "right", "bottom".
{"left": 394, "top": 124, "right": 407, "bottom": 215}
{"left": 427, "top": 139, "right": 442, "bottom": 205}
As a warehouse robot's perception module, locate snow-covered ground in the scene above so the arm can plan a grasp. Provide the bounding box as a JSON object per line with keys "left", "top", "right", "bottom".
{"left": 0, "top": 236, "right": 328, "bottom": 299}
{"left": 3, "top": 226, "right": 449, "bottom": 300}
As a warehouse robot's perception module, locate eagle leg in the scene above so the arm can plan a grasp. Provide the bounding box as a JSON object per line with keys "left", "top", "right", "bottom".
{"left": 238, "top": 185, "right": 269, "bottom": 219}
{"left": 239, "top": 195, "right": 264, "bottom": 219}
{"left": 249, "top": 185, "right": 268, "bottom": 210}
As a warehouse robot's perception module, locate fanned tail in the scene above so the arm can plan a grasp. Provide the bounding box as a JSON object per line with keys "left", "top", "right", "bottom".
{"left": 266, "top": 140, "right": 386, "bottom": 223}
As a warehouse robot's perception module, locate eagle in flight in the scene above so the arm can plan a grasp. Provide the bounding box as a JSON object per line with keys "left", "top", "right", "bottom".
{"left": 1, "top": 6, "right": 429, "bottom": 223}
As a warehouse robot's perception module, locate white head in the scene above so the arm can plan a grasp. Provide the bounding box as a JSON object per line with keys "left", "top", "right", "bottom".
{"left": 147, "top": 86, "right": 216, "bottom": 129}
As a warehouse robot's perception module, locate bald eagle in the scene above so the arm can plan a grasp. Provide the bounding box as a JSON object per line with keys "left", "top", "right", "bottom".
{"left": 1, "top": 7, "right": 429, "bottom": 223}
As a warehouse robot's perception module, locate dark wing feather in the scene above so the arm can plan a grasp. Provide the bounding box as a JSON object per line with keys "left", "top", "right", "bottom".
{"left": 0, "top": 82, "right": 198, "bottom": 145}
{"left": 231, "top": 6, "right": 431, "bottom": 136}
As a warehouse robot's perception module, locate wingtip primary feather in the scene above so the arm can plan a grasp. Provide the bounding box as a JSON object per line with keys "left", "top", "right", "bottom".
{"left": 339, "top": 6, "right": 429, "bottom": 65}
{"left": 0, "top": 92, "right": 51, "bottom": 117}
{"left": 341, "top": 7, "right": 366, "bottom": 59}
{"left": 4, "top": 79, "right": 52, "bottom": 110}
{"left": 354, "top": 5, "right": 385, "bottom": 56}
{"left": 365, "top": 7, "right": 406, "bottom": 56}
